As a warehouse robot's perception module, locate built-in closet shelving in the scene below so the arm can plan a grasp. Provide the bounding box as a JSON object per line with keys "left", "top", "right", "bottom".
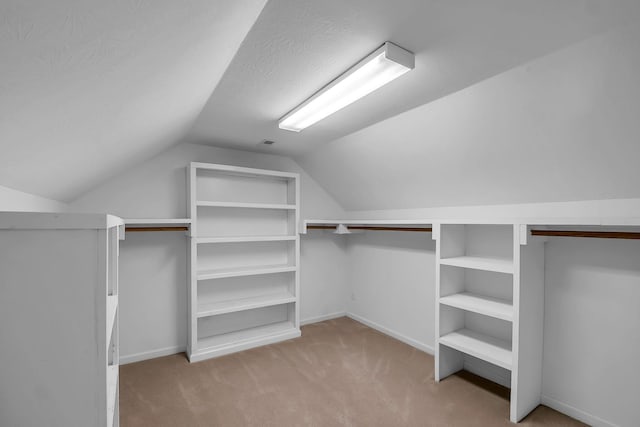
{"left": 0, "top": 212, "right": 124, "bottom": 427}
{"left": 304, "top": 216, "right": 640, "bottom": 423}
{"left": 435, "top": 223, "right": 545, "bottom": 423}
{"left": 187, "top": 162, "right": 301, "bottom": 362}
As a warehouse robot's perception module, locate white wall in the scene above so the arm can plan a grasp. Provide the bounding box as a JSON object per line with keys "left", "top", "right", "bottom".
{"left": 69, "top": 142, "right": 347, "bottom": 362}
{"left": 543, "top": 237, "right": 640, "bottom": 427}
{"left": 297, "top": 22, "right": 640, "bottom": 211}
{"left": 299, "top": 233, "right": 349, "bottom": 324}
{"left": 0, "top": 184, "right": 67, "bottom": 212}
{"left": 345, "top": 231, "right": 435, "bottom": 353}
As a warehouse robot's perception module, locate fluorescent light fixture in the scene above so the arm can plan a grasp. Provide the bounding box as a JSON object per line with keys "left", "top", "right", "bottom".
{"left": 278, "top": 42, "right": 415, "bottom": 132}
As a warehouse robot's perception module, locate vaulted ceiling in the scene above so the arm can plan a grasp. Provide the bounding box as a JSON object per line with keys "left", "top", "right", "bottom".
{"left": 2, "top": 0, "right": 640, "bottom": 204}
{"left": 0, "top": 0, "right": 266, "bottom": 201}
{"left": 187, "top": 0, "right": 640, "bottom": 156}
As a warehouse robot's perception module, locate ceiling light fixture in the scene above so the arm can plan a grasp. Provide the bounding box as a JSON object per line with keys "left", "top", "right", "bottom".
{"left": 278, "top": 41, "right": 415, "bottom": 132}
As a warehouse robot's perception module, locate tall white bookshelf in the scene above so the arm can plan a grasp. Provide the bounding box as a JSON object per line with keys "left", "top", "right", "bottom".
{"left": 434, "top": 223, "right": 544, "bottom": 423}
{"left": 0, "top": 212, "right": 123, "bottom": 427}
{"left": 187, "top": 162, "right": 301, "bottom": 362}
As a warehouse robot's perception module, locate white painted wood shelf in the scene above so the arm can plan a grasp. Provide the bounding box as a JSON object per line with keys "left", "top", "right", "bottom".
{"left": 107, "top": 295, "right": 118, "bottom": 338}
{"left": 0, "top": 213, "right": 123, "bottom": 427}
{"left": 107, "top": 365, "right": 119, "bottom": 427}
{"left": 440, "top": 292, "right": 513, "bottom": 322}
{"left": 192, "top": 321, "right": 300, "bottom": 362}
{"left": 188, "top": 162, "right": 301, "bottom": 363}
{"left": 197, "top": 292, "right": 296, "bottom": 318}
{"left": 196, "top": 201, "right": 296, "bottom": 210}
{"left": 439, "top": 256, "right": 514, "bottom": 274}
{"left": 439, "top": 329, "right": 512, "bottom": 370}
{"left": 124, "top": 218, "right": 192, "bottom": 225}
{"left": 196, "top": 235, "right": 296, "bottom": 244}
{"left": 197, "top": 264, "right": 296, "bottom": 281}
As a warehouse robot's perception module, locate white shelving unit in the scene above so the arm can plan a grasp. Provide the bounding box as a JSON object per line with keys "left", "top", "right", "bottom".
{"left": 187, "top": 162, "right": 301, "bottom": 362}
{"left": 0, "top": 212, "right": 124, "bottom": 427}
{"left": 434, "top": 223, "right": 544, "bottom": 423}
{"left": 439, "top": 292, "right": 513, "bottom": 322}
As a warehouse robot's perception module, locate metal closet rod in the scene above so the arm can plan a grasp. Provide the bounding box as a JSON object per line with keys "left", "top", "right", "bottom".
{"left": 307, "top": 225, "right": 432, "bottom": 232}
{"left": 125, "top": 226, "right": 189, "bottom": 232}
{"left": 530, "top": 230, "right": 640, "bottom": 240}
{"left": 309, "top": 226, "right": 640, "bottom": 238}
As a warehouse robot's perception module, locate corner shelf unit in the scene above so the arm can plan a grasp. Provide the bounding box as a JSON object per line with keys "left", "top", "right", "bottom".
{"left": 434, "top": 223, "right": 544, "bottom": 423}
{"left": 0, "top": 212, "right": 124, "bottom": 427}
{"left": 187, "top": 162, "right": 301, "bottom": 362}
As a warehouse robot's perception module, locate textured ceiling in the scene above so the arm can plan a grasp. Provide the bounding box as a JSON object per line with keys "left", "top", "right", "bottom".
{"left": 297, "top": 22, "right": 640, "bottom": 211}
{"left": 187, "top": 0, "right": 640, "bottom": 157}
{"left": 0, "top": 0, "right": 266, "bottom": 202}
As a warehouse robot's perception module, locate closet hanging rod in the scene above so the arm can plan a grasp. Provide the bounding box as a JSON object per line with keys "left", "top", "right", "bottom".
{"left": 125, "top": 226, "right": 189, "bottom": 232}
{"left": 530, "top": 230, "right": 640, "bottom": 240}
{"left": 307, "top": 225, "right": 432, "bottom": 232}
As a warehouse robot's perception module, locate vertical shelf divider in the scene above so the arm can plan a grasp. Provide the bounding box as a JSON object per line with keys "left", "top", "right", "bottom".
{"left": 435, "top": 222, "right": 544, "bottom": 423}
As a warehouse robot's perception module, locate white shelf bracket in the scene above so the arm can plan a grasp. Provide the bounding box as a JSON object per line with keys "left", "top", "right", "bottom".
{"left": 432, "top": 223, "right": 440, "bottom": 241}
{"left": 519, "top": 224, "right": 528, "bottom": 245}
{"left": 334, "top": 224, "right": 351, "bottom": 234}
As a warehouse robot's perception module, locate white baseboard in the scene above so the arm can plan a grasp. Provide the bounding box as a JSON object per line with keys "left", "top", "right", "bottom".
{"left": 120, "top": 345, "right": 186, "bottom": 365}
{"left": 300, "top": 311, "right": 347, "bottom": 326}
{"left": 541, "top": 395, "right": 618, "bottom": 427}
{"left": 346, "top": 312, "right": 434, "bottom": 355}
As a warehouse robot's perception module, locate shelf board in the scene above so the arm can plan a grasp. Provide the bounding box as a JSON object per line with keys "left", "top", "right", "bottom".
{"left": 107, "top": 365, "right": 118, "bottom": 427}
{"left": 197, "top": 292, "right": 296, "bottom": 318}
{"left": 107, "top": 295, "right": 118, "bottom": 338}
{"left": 440, "top": 292, "right": 513, "bottom": 322}
{"left": 439, "top": 329, "right": 512, "bottom": 370}
{"left": 439, "top": 256, "right": 514, "bottom": 274}
{"left": 197, "top": 264, "right": 296, "bottom": 280}
{"left": 124, "top": 218, "right": 192, "bottom": 225}
{"left": 196, "top": 235, "right": 296, "bottom": 244}
{"left": 191, "top": 321, "right": 300, "bottom": 362}
{"left": 191, "top": 162, "right": 299, "bottom": 179}
{"left": 196, "top": 201, "right": 296, "bottom": 210}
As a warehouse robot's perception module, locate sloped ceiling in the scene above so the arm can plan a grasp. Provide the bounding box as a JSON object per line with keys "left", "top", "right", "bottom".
{"left": 297, "top": 22, "right": 640, "bottom": 211}
{"left": 0, "top": 0, "right": 266, "bottom": 202}
{"left": 187, "top": 0, "right": 640, "bottom": 157}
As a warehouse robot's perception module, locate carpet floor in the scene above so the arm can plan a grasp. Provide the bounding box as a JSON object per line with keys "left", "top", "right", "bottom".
{"left": 120, "top": 317, "right": 584, "bottom": 426}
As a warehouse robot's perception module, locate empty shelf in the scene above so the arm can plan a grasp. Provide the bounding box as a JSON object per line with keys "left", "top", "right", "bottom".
{"left": 196, "top": 201, "right": 296, "bottom": 210}
{"left": 196, "top": 235, "right": 296, "bottom": 244}
{"left": 107, "top": 295, "right": 118, "bottom": 337}
{"left": 439, "top": 329, "right": 512, "bottom": 370}
{"left": 440, "top": 292, "right": 513, "bottom": 322}
{"left": 192, "top": 321, "right": 301, "bottom": 362}
{"left": 124, "top": 218, "right": 192, "bottom": 225}
{"left": 197, "top": 292, "right": 296, "bottom": 318}
{"left": 197, "top": 264, "right": 296, "bottom": 280}
{"left": 107, "top": 365, "right": 118, "bottom": 427}
{"left": 439, "top": 256, "right": 514, "bottom": 274}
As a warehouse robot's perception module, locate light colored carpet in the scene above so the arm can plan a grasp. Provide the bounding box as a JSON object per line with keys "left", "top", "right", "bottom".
{"left": 120, "top": 317, "right": 584, "bottom": 426}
